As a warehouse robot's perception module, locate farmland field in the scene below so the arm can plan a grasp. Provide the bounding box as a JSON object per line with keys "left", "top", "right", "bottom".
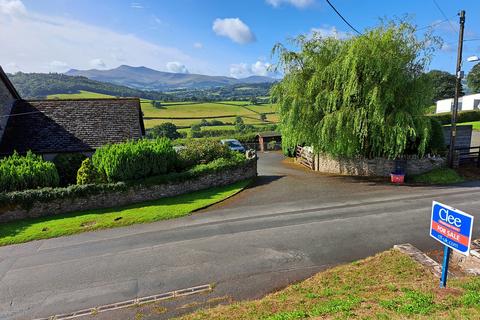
{"left": 47, "top": 91, "right": 279, "bottom": 129}
{"left": 48, "top": 90, "right": 115, "bottom": 99}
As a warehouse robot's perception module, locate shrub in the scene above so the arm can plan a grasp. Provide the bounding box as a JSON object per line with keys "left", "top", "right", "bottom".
{"left": 267, "top": 140, "right": 278, "bottom": 150}
{"left": 92, "top": 138, "right": 177, "bottom": 182}
{"left": 190, "top": 124, "right": 202, "bottom": 138}
{"left": 0, "top": 154, "right": 250, "bottom": 209}
{"left": 77, "top": 158, "right": 102, "bottom": 185}
{"left": 0, "top": 151, "right": 59, "bottom": 192}
{"left": 176, "top": 139, "right": 232, "bottom": 170}
{"left": 148, "top": 123, "right": 181, "bottom": 140}
{"left": 430, "top": 110, "right": 480, "bottom": 125}
{"left": 53, "top": 153, "right": 87, "bottom": 186}
{"left": 427, "top": 118, "right": 446, "bottom": 155}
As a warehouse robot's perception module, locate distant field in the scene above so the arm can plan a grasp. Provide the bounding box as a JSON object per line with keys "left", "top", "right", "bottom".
{"left": 47, "top": 91, "right": 279, "bottom": 129}
{"left": 48, "top": 91, "right": 115, "bottom": 99}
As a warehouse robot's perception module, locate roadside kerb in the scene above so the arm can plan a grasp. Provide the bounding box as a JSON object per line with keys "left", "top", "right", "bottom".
{"left": 32, "top": 284, "right": 212, "bottom": 320}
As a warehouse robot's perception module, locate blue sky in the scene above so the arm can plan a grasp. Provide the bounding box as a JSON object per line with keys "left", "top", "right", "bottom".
{"left": 1, "top": 0, "right": 480, "bottom": 77}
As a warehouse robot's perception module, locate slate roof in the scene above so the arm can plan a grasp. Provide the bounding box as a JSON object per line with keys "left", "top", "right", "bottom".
{"left": 0, "top": 98, "right": 145, "bottom": 154}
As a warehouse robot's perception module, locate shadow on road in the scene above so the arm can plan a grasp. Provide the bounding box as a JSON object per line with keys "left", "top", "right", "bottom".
{"left": 248, "top": 175, "right": 285, "bottom": 188}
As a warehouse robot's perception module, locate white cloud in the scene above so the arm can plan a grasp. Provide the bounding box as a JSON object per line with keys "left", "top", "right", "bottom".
{"left": 193, "top": 42, "right": 203, "bottom": 49}
{"left": 130, "top": 2, "right": 144, "bottom": 9}
{"left": 251, "top": 61, "right": 271, "bottom": 76}
{"left": 266, "top": 0, "right": 314, "bottom": 8}
{"left": 212, "top": 18, "right": 256, "bottom": 44}
{"left": 230, "top": 61, "right": 272, "bottom": 78}
{"left": 0, "top": 0, "right": 206, "bottom": 74}
{"left": 89, "top": 58, "right": 107, "bottom": 69}
{"left": 48, "top": 60, "right": 69, "bottom": 72}
{"left": 230, "top": 63, "right": 250, "bottom": 78}
{"left": 166, "top": 61, "right": 189, "bottom": 74}
{"left": 310, "top": 26, "right": 348, "bottom": 39}
{"left": 0, "top": 0, "right": 25, "bottom": 16}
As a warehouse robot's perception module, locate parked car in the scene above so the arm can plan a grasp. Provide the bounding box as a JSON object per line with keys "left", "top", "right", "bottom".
{"left": 220, "top": 139, "right": 246, "bottom": 153}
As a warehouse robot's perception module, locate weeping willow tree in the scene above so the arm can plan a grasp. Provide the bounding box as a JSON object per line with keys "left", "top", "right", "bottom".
{"left": 272, "top": 21, "right": 439, "bottom": 159}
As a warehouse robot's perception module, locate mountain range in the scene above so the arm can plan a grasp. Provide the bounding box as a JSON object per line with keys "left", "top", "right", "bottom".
{"left": 66, "top": 65, "right": 277, "bottom": 91}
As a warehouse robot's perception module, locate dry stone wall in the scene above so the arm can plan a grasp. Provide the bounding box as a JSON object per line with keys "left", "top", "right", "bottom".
{"left": 0, "top": 160, "right": 257, "bottom": 223}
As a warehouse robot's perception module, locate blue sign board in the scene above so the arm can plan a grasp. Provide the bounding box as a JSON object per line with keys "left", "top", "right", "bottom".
{"left": 430, "top": 201, "right": 474, "bottom": 256}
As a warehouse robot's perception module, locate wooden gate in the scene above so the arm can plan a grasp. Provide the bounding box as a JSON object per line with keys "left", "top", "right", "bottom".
{"left": 295, "top": 146, "right": 315, "bottom": 170}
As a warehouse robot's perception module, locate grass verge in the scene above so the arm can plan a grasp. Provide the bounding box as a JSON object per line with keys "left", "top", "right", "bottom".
{"left": 0, "top": 179, "right": 250, "bottom": 246}
{"left": 411, "top": 168, "right": 465, "bottom": 184}
{"left": 176, "top": 250, "right": 480, "bottom": 320}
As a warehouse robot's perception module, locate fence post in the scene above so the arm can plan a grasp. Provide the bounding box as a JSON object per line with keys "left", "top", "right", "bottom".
{"left": 453, "top": 150, "right": 460, "bottom": 168}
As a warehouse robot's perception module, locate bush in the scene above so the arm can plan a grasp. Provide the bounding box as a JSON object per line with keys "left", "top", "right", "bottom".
{"left": 427, "top": 118, "right": 446, "bottom": 154}
{"left": 77, "top": 158, "right": 103, "bottom": 185}
{"left": 0, "top": 151, "right": 59, "bottom": 192}
{"left": 53, "top": 153, "right": 87, "bottom": 186}
{"left": 0, "top": 154, "right": 250, "bottom": 209}
{"left": 190, "top": 124, "right": 202, "bottom": 138}
{"left": 430, "top": 110, "right": 480, "bottom": 125}
{"left": 92, "top": 138, "right": 177, "bottom": 182}
{"left": 148, "top": 123, "right": 181, "bottom": 140}
{"left": 176, "top": 139, "right": 232, "bottom": 170}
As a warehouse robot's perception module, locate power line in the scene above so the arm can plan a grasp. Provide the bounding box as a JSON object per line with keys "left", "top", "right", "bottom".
{"left": 324, "top": 0, "right": 362, "bottom": 35}
{"left": 432, "top": 0, "right": 458, "bottom": 34}
{"left": 414, "top": 18, "right": 450, "bottom": 32}
{"left": 464, "top": 38, "right": 480, "bottom": 42}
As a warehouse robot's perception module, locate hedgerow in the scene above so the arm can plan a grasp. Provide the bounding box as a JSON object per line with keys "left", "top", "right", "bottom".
{"left": 429, "top": 110, "right": 480, "bottom": 125}
{"left": 0, "top": 151, "right": 59, "bottom": 192}
{"left": 92, "top": 138, "right": 177, "bottom": 182}
{"left": 176, "top": 139, "right": 233, "bottom": 170}
{"left": 0, "top": 154, "right": 250, "bottom": 209}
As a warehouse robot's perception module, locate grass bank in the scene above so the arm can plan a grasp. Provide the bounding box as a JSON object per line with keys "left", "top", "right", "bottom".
{"left": 0, "top": 179, "right": 250, "bottom": 246}
{"left": 177, "top": 250, "right": 480, "bottom": 320}
{"left": 411, "top": 167, "right": 465, "bottom": 184}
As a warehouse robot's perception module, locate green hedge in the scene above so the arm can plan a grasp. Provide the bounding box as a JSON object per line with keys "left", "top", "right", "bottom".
{"left": 0, "top": 151, "right": 59, "bottom": 192}
{"left": 0, "top": 155, "right": 250, "bottom": 209}
{"left": 92, "top": 138, "right": 177, "bottom": 182}
{"left": 429, "top": 110, "right": 480, "bottom": 125}
{"left": 176, "top": 139, "right": 233, "bottom": 170}
{"left": 427, "top": 118, "right": 446, "bottom": 154}
{"left": 53, "top": 153, "right": 87, "bottom": 186}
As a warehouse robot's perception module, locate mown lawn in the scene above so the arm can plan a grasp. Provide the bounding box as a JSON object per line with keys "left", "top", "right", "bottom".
{"left": 0, "top": 180, "right": 250, "bottom": 246}
{"left": 456, "top": 121, "right": 480, "bottom": 131}
{"left": 175, "top": 250, "right": 480, "bottom": 320}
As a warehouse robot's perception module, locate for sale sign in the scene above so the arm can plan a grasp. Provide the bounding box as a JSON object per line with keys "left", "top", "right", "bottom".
{"left": 430, "top": 201, "right": 474, "bottom": 255}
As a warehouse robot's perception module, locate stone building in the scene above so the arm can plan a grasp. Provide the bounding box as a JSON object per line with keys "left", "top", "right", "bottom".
{"left": 0, "top": 66, "right": 145, "bottom": 159}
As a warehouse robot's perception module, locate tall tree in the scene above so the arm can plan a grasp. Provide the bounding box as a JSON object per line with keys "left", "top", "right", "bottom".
{"left": 426, "top": 70, "right": 463, "bottom": 102}
{"left": 467, "top": 63, "right": 480, "bottom": 93}
{"left": 272, "top": 21, "right": 439, "bottom": 159}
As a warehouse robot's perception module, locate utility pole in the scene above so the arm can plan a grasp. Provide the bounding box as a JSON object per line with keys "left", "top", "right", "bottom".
{"left": 448, "top": 10, "right": 465, "bottom": 168}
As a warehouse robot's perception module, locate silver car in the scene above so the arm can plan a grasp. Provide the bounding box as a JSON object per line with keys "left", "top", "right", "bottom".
{"left": 220, "top": 139, "right": 246, "bottom": 153}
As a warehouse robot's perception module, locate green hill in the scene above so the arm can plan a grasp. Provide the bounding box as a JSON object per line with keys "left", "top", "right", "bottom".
{"left": 8, "top": 72, "right": 169, "bottom": 100}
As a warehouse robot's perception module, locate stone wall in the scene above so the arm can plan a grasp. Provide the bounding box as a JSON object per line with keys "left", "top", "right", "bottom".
{"left": 0, "top": 77, "right": 16, "bottom": 142}
{"left": 313, "top": 153, "right": 445, "bottom": 177}
{"left": 0, "top": 160, "right": 257, "bottom": 223}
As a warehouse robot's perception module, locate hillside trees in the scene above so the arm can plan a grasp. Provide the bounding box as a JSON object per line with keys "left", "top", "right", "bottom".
{"left": 426, "top": 70, "right": 463, "bottom": 102}
{"left": 272, "top": 21, "right": 439, "bottom": 159}
{"left": 467, "top": 63, "right": 480, "bottom": 93}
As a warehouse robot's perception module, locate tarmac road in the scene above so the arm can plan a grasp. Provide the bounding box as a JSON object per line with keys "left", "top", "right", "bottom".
{"left": 1, "top": 152, "right": 480, "bottom": 319}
